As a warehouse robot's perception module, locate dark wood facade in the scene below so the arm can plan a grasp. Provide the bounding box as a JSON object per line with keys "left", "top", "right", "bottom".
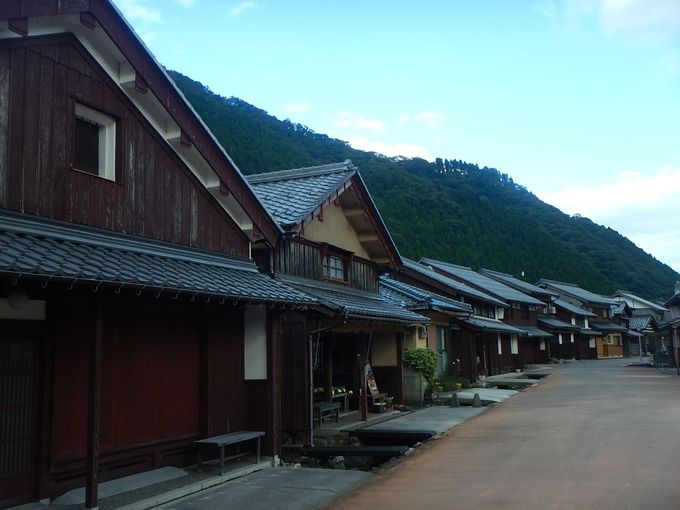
{"left": 274, "top": 238, "right": 377, "bottom": 292}
{"left": 0, "top": 15, "right": 287, "bottom": 507}
{"left": 0, "top": 290, "right": 284, "bottom": 507}
{"left": 0, "top": 35, "right": 248, "bottom": 256}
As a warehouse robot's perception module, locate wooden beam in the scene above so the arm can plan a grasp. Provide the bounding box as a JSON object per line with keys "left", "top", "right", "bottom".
{"left": 9, "top": 18, "right": 28, "bottom": 36}
{"left": 85, "top": 299, "right": 103, "bottom": 509}
{"left": 357, "top": 233, "right": 378, "bottom": 243}
{"left": 344, "top": 208, "right": 364, "bottom": 218}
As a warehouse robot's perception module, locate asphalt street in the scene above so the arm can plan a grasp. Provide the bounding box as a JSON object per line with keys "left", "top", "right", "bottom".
{"left": 323, "top": 359, "right": 680, "bottom": 510}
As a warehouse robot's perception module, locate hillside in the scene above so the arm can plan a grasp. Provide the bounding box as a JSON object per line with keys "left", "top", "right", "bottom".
{"left": 169, "top": 71, "right": 679, "bottom": 301}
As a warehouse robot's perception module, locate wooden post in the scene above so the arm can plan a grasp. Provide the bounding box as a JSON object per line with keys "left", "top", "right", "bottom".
{"left": 324, "top": 338, "right": 333, "bottom": 401}
{"left": 396, "top": 332, "right": 404, "bottom": 405}
{"left": 358, "top": 336, "right": 368, "bottom": 421}
{"left": 85, "top": 298, "right": 103, "bottom": 509}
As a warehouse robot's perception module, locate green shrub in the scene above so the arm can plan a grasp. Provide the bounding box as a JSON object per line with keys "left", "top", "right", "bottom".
{"left": 404, "top": 348, "right": 439, "bottom": 389}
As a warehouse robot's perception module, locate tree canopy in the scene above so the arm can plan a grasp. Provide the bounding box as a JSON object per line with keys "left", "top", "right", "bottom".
{"left": 169, "top": 70, "right": 679, "bottom": 301}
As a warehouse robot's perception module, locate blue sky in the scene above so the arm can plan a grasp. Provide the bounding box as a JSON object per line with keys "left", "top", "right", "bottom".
{"left": 113, "top": 0, "right": 680, "bottom": 275}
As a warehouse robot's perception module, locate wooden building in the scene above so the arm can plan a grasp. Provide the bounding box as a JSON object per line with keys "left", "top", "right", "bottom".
{"left": 246, "top": 161, "right": 429, "bottom": 445}
{"left": 611, "top": 290, "right": 668, "bottom": 356}
{"left": 0, "top": 2, "right": 314, "bottom": 507}
{"left": 661, "top": 288, "right": 680, "bottom": 367}
{"left": 421, "top": 261, "right": 552, "bottom": 370}
{"left": 379, "top": 275, "right": 472, "bottom": 401}
{"left": 538, "top": 280, "right": 620, "bottom": 359}
{"left": 393, "top": 259, "right": 523, "bottom": 381}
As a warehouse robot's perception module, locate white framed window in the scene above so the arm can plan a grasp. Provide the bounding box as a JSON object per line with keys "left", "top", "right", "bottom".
{"left": 570, "top": 333, "right": 574, "bottom": 343}
{"left": 539, "top": 340, "right": 546, "bottom": 351}
{"left": 558, "top": 333, "right": 563, "bottom": 345}
{"left": 244, "top": 306, "right": 267, "bottom": 380}
{"left": 511, "top": 334, "right": 519, "bottom": 355}
{"left": 589, "top": 338, "right": 596, "bottom": 348}
{"left": 497, "top": 333, "right": 502, "bottom": 355}
{"left": 74, "top": 103, "right": 116, "bottom": 180}
{"left": 322, "top": 254, "right": 345, "bottom": 281}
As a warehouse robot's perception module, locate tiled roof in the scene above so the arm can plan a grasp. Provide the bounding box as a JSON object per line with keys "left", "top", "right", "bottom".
{"left": 401, "top": 259, "right": 508, "bottom": 307}
{"left": 461, "top": 316, "right": 526, "bottom": 334}
{"left": 518, "top": 326, "right": 553, "bottom": 338}
{"left": 422, "top": 259, "right": 546, "bottom": 306}
{"left": 480, "top": 268, "right": 559, "bottom": 300}
{"left": 627, "top": 315, "right": 654, "bottom": 331}
{"left": 537, "top": 316, "right": 580, "bottom": 331}
{"left": 590, "top": 321, "right": 628, "bottom": 333}
{"left": 611, "top": 291, "right": 669, "bottom": 313}
{"left": 611, "top": 302, "right": 628, "bottom": 315}
{"left": 0, "top": 212, "right": 314, "bottom": 305}
{"left": 538, "top": 279, "right": 617, "bottom": 306}
{"left": 281, "top": 275, "right": 429, "bottom": 324}
{"left": 579, "top": 329, "right": 601, "bottom": 337}
{"left": 246, "top": 160, "right": 355, "bottom": 228}
{"left": 554, "top": 299, "right": 596, "bottom": 317}
{"left": 379, "top": 276, "right": 471, "bottom": 314}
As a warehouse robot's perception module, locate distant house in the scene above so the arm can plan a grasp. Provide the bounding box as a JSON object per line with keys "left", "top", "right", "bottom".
{"left": 660, "top": 284, "right": 680, "bottom": 366}
{"left": 537, "top": 280, "right": 622, "bottom": 359}
{"left": 479, "top": 268, "right": 574, "bottom": 364}
{"left": 611, "top": 290, "right": 668, "bottom": 356}
{"left": 393, "top": 259, "right": 523, "bottom": 380}
{"left": 422, "top": 261, "right": 552, "bottom": 370}
{"left": 246, "top": 161, "right": 428, "bottom": 445}
{"left": 0, "top": 2, "right": 314, "bottom": 507}
{"left": 379, "top": 275, "right": 471, "bottom": 396}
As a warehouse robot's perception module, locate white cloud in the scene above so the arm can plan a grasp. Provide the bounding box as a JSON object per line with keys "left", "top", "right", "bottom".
{"left": 537, "top": 166, "right": 680, "bottom": 271}
{"left": 344, "top": 136, "right": 433, "bottom": 161}
{"left": 396, "top": 114, "right": 411, "bottom": 126}
{"left": 599, "top": 0, "right": 680, "bottom": 35}
{"left": 175, "top": 0, "right": 197, "bottom": 6}
{"left": 414, "top": 111, "right": 447, "bottom": 130}
{"left": 336, "top": 112, "right": 385, "bottom": 132}
{"left": 283, "top": 101, "right": 311, "bottom": 113}
{"left": 117, "top": 0, "right": 162, "bottom": 23}
{"left": 543, "top": 0, "right": 680, "bottom": 41}
{"left": 230, "top": 2, "right": 256, "bottom": 16}
{"left": 533, "top": 0, "right": 558, "bottom": 18}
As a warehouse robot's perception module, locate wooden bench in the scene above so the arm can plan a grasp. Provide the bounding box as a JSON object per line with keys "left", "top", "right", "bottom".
{"left": 313, "top": 402, "right": 341, "bottom": 426}
{"left": 195, "top": 431, "right": 265, "bottom": 475}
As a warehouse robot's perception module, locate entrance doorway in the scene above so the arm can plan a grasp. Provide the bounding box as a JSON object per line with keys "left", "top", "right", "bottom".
{"left": 0, "top": 325, "right": 42, "bottom": 508}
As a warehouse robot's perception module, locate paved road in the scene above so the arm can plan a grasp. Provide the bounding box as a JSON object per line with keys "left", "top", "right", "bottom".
{"left": 323, "top": 359, "right": 680, "bottom": 510}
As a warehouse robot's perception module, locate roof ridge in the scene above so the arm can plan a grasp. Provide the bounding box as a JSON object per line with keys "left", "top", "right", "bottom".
{"left": 247, "top": 160, "right": 355, "bottom": 184}
{"left": 420, "top": 258, "right": 473, "bottom": 271}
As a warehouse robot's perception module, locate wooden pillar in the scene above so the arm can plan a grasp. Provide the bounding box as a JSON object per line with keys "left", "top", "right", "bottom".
{"left": 324, "top": 338, "right": 333, "bottom": 401}
{"left": 85, "top": 298, "right": 103, "bottom": 509}
{"left": 396, "top": 332, "right": 404, "bottom": 405}
{"left": 357, "top": 336, "right": 367, "bottom": 421}
{"left": 269, "top": 311, "right": 282, "bottom": 455}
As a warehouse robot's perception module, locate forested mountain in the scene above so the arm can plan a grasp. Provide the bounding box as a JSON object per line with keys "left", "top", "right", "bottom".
{"left": 169, "top": 71, "right": 678, "bottom": 301}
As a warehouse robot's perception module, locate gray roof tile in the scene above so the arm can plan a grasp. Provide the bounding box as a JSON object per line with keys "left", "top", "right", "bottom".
{"left": 554, "top": 298, "right": 596, "bottom": 317}
{"left": 247, "top": 160, "right": 355, "bottom": 227}
{"left": 402, "top": 259, "right": 508, "bottom": 307}
{"left": 0, "top": 212, "right": 315, "bottom": 305}
{"left": 422, "top": 259, "right": 546, "bottom": 306}
{"left": 462, "top": 316, "right": 526, "bottom": 334}
{"left": 379, "top": 276, "right": 471, "bottom": 314}
{"left": 538, "top": 279, "right": 617, "bottom": 306}
{"left": 282, "top": 275, "right": 429, "bottom": 324}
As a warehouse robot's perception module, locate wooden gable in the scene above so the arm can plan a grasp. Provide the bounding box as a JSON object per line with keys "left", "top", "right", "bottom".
{"left": 302, "top": 176, "right": 398, "bottom": 268}
{"left": 0, "top": 1, "right": 281, "bottom": 249}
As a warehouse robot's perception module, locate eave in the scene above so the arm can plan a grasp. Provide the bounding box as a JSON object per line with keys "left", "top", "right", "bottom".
{"left": 0, "top": 1, "right": 282, "bottom": 245}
